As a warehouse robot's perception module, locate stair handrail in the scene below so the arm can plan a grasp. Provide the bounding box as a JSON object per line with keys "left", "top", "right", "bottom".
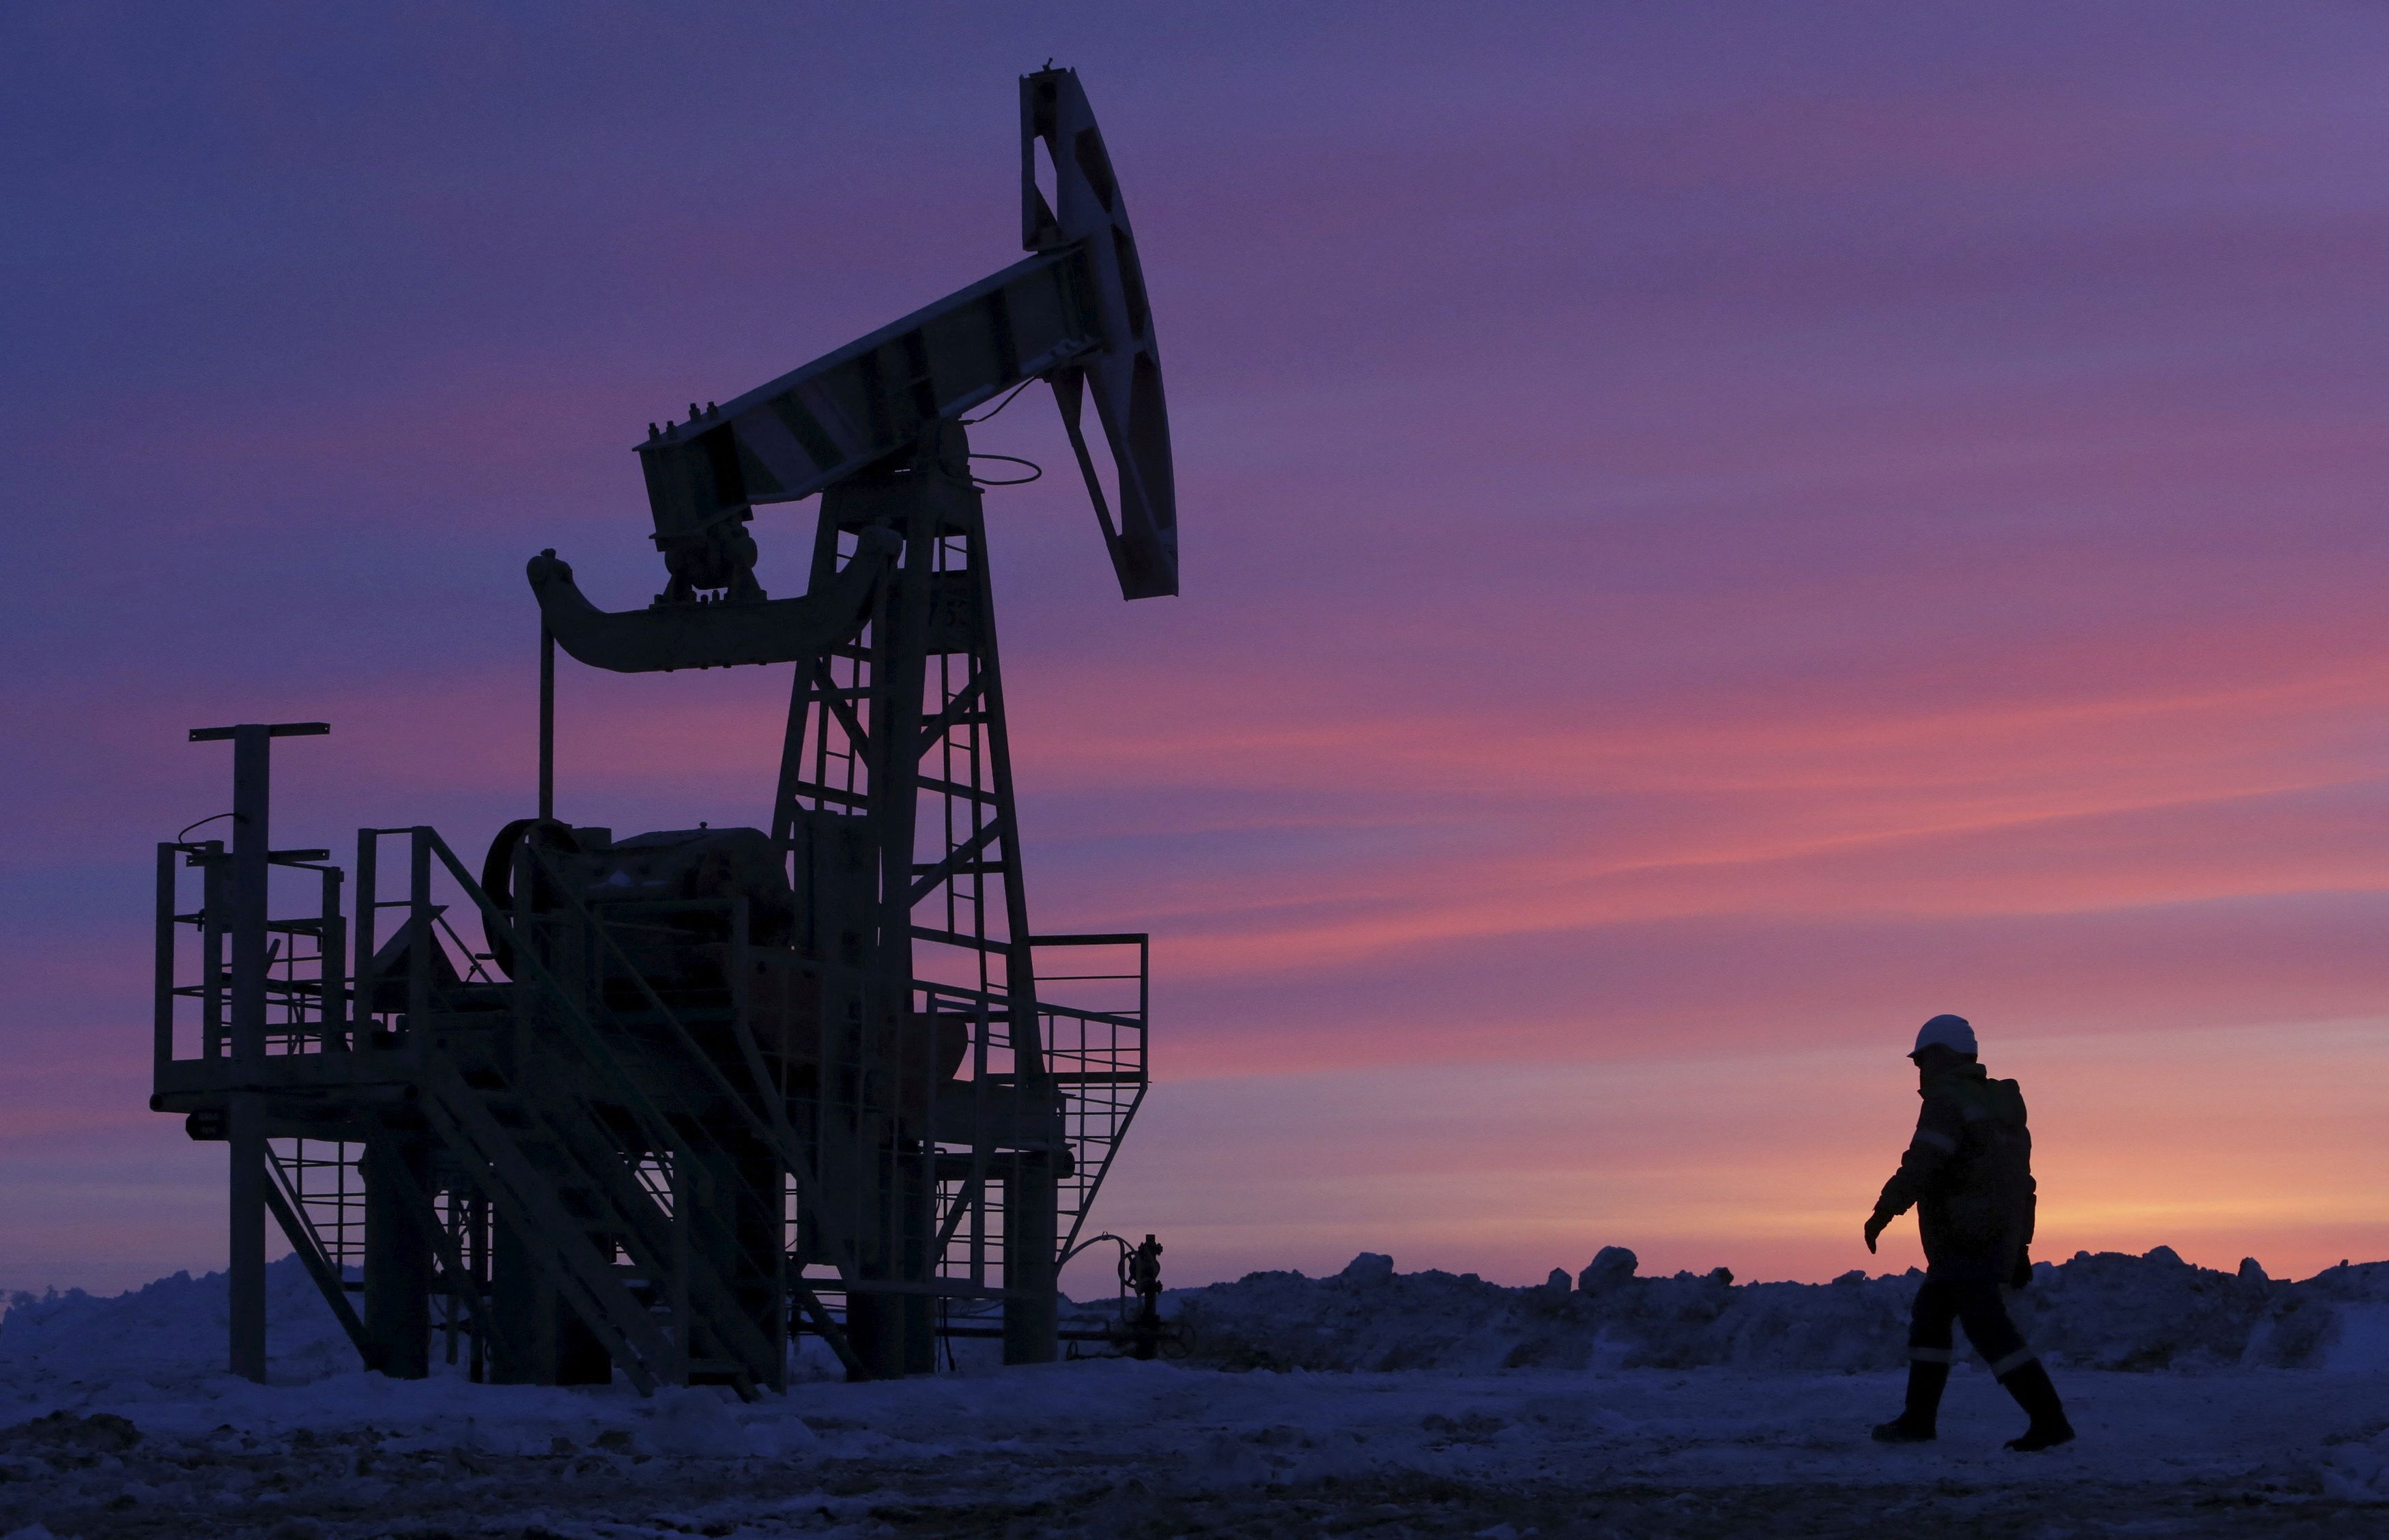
{"left": 433, "top": 829, "right": 846, "bottom": 1380}
{"left": 519, "top": 843, "right": 865, "bottom": 1279}
{"left": 259, "top": 1150, "right": 371, "bottom": 1357}
{"left": 413, "top": 829, "right": 689, "bottom": 1178}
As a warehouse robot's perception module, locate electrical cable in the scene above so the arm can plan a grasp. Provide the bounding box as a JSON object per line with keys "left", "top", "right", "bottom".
{"left": 960, "top": 377, "right": 1038, "bottom": 425}
{"left": 968, "top": 453, "right": 1042, "bottom": 487}
{"left": 177, "top": 812, "right": 236, "bottom": 842}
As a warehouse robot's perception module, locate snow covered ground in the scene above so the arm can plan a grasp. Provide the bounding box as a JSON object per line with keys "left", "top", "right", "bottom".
{"left": 6, "top": 1249, "right": 2389, "bottom": 1537}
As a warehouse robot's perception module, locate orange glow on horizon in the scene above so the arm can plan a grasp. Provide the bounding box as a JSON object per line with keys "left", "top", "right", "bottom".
{"left": 1070, "top": 1021, "right": 2389, "bottom": 1294}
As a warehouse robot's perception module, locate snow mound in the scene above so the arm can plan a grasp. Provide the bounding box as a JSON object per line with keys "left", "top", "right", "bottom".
{"left": 1, "top": 1257, "right": 356, "bottom": 1392}
{"left": 1141, "top": 1249, "right": 2389, "bottom": 1375}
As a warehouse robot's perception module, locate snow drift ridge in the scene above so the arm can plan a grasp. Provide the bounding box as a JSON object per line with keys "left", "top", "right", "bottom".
{"left": 1145, "top": 1247, "right": 2389, "bottom": 1376}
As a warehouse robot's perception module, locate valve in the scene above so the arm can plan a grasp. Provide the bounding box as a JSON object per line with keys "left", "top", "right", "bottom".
{"left": 1123, "top": 1233, "right": 1164, "bottom": 1360}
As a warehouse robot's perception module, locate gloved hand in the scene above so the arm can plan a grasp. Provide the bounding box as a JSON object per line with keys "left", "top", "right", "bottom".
{"left": 1863, "top": 1209, "right": 1890, "bottom": 1254}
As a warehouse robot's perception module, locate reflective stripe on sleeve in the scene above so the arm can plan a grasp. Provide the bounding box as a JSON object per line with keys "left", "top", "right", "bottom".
{"left": 1907, "top": 1346, "right": 1954, "bottom": 1363}
{"left": 1911, "top": 1128, "right": 1958, "bottom": 1154}
{"left": 1990, "top": 1347, "right": 2037, "bottom": 1377}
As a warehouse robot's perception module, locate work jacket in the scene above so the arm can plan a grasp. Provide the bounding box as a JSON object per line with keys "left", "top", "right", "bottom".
{"left": 1874, "top": 1061, "right": 2036, "bottom": 1283}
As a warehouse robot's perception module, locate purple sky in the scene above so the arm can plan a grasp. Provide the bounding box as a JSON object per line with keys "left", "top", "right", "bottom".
{"left": 4, "top": 3, "right": 2386, "bottom": 1297}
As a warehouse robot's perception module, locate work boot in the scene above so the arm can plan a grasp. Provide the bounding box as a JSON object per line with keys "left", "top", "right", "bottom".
{"left": 1997, "top": 1359, "right": 2075, "bottom": 1451}
{"left": 1871, "top": 1358, "right": 1949, "bottom": 1443}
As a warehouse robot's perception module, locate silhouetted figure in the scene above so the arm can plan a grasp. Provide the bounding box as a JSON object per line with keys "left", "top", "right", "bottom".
{"left": 1864, "top": 1014, "right": 2074, "bottom": 1452}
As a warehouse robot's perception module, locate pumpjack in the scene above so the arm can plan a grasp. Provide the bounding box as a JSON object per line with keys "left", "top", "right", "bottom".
{"left": 151, "top": 68, "right": 1173, "bottom": 1390}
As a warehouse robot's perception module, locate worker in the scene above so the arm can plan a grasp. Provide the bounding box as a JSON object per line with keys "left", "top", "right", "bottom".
{"left": 1863, "top": 1014, "right": 2074, "bottom": 1451}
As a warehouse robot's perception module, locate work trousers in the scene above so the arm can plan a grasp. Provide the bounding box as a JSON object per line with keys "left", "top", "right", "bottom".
{"left": 1908, "top": 1274, "right": 2035, "bottom": 1377}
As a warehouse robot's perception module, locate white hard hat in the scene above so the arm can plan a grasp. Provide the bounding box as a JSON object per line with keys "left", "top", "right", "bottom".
{"left": 1912, "top": 1014, "right": 1977, "bottom": 1057}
